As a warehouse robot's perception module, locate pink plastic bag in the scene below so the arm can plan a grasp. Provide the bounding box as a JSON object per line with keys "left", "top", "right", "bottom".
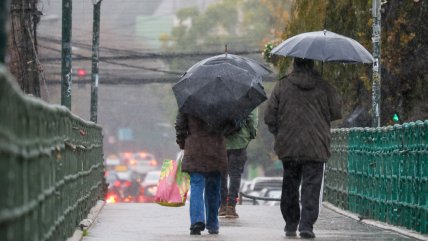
{"left": 155, "top": 151, "right": 190, "bottom": 207}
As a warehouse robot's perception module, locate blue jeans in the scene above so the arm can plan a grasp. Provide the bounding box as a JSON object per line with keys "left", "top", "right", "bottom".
{"left": 189, "top": 172, "right": 221, "bottom": 232}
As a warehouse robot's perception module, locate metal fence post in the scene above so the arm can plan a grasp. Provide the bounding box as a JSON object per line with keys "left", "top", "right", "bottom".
{"left": 90, "top": 0, "right": 102, "bottom": 123}
{"left": 0, "top": 0, "right": 10, "bottom": 64}
{"left": 372, "top": 0, "right": 382, "bottom": 127}
{"left": 61, "top": 0, "right": 73, "bottom": 109}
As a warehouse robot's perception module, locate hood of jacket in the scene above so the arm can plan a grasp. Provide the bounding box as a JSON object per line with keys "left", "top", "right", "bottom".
{"left": 288, "top": 71, "right": 317, "bottom": 90}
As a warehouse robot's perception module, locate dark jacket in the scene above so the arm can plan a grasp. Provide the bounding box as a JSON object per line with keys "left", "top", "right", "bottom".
{"left": 175, "top": 112, "right": 228, "bottom": 174}
{"left": 263, "top": 68, "right": 342, "bottom": 162}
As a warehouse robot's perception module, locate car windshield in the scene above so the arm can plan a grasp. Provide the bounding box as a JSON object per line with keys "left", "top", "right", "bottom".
{"left": 267, "top": 190, "right": 281, "bottom": 198}
{"left": 144, "top": 171, "right": 160, "bottom": 182}
{"left": 116, "top": 171, "right": 132, "bottom": 180}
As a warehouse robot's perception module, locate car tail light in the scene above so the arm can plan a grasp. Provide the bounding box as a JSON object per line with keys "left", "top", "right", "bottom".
{"left": 106, "top": 194, "right": 118, "bottom": 204}
{"left": 139, "top": 152, "right": 147, "bottom": 158}
{"left": 114, "top": 180, "right": 121, "bottom": 187}
{"left": 150, "top": 159, "right": 157, "bottom": 166}
{"left": 124, "top": 181, "right": 132, "bottom": 187}
{"left": 123, "top": 152, "right": 133, "bottom": 159}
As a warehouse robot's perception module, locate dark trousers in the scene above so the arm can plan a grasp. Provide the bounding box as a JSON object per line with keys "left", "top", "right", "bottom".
{"left": 220, "top": 149, "right": 247, "bottom": 207}
{"left": 281, "top": 160, "right": 324, "bottom": 232}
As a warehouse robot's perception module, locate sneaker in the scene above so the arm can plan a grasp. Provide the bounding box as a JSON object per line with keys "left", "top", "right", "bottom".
{"left": 208, "top": 229, "right": 219, "bottom": 234}
{"left": 285, "top": 231, "right": 297, "bottom": 237}
{"left": 190, "top": 222, "right": 205, "bottom": 235}
{"left": 225, "top": 206, "right": 239, "bottom": 218}
{"left": 299, "top": 230, "right": 315, "bottom": 239}
{"left": 190, "top": 229, "right": 201, "bottom": 235}
{"left": 218, "top": 205, "right": 227, "bottom": 217}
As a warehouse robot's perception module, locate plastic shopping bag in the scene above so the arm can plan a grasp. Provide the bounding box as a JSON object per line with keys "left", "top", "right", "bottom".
{"left": 155, "top": 151, "right": 190, "bottom": 207}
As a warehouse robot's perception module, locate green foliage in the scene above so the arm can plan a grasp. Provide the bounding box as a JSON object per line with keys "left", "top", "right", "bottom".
{"left": 164, "top": 0, "right": 275, "bottom": 54}
{"left": 277, "top": 0, "right": 428, "bottom": 125}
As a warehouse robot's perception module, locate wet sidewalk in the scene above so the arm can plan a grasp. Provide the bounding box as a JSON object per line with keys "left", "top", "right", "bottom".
{"left": 82, "top": 202, "right": 425, "bottom": 241}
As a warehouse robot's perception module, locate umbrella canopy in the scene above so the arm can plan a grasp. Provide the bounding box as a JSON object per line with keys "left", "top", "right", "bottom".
{"left": 185, "top": 53, "right": 273, "bottom": 79}
{"left": 271, "top": 30, "right": 374, "bottom": 64}
{"left": 172, "top": 62, "right": 267, "bottom": 128}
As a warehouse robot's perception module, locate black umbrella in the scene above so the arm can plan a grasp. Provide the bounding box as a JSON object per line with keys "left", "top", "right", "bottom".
{"left": 172, "top": 62, "right": 267, "bottom": 128}
{"left": 185, "top": 53, "right": 273, "bottom": 79}
{"left": 271, "top": 30, "right": 374, "bottom": 63}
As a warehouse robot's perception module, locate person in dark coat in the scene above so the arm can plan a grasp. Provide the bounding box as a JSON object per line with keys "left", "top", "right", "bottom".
{"left": 264, "top": 58, "right": 342, "bottom": 239}
{"left": 175, "top": 112, "right": 228, "bottom": 235}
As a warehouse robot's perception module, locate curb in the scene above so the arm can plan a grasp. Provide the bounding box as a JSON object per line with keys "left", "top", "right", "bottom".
{"left": 323, "top": 202, "right": 428, "bottom": 241}
{"left": 66, "top": 200, "right": 106, "bottom": 241}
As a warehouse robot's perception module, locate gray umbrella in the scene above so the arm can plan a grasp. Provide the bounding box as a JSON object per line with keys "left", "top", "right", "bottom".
{"left": 185, "top": 53, "right": 273, "bottom": 80}
{"left": 172, "top": 62, "right": 267, "bottom": 129}
{"left": 271, "top": 30, "right": 374, "bottom": 63}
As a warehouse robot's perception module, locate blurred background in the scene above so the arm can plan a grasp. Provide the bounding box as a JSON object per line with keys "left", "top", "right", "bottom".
{"left": 33, "top": 0, "right": 289, "bottom": 203}
{"left": 37, "top": 0, "right": 282, "bottom": 162}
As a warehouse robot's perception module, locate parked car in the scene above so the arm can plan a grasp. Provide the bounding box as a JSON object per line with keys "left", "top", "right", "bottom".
{"left": 248, "top": 176, "right": 283, "bottom": 192}
{"left": 239, "top": 176, "right": 283, "bottom": 205}
{"left": 139, "top": 170, "right": 161, "bottom": 203}
{"left": 256, "top": 187, "right": 282, "bottom": 206}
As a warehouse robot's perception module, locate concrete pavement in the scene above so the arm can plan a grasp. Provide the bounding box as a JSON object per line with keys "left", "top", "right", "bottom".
{"left": 82, "top": 202, "right": 424, "bottom": 241}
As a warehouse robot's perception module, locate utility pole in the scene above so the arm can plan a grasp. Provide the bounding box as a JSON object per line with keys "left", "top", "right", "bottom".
{"left": 0, "top": 1, "right": 10, "bottom": 64}
{"left": 90, "top": 0, "right": 102, "bottom": 123}
{"left": 372, "top": 0, "right": 381, "bottom": 127}
{"left": 61, "top": 0, "right": 72, "bottom": 109}
{"left": 0, "top": 0, "right": 10, "bottom": 64}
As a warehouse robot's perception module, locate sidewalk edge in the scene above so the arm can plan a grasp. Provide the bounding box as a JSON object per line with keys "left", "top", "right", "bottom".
{"left": 323, "top": 202, "right": 428, "bottom": 241}
{"left": 66, "top": 200, "right": 106, "bottom": 241}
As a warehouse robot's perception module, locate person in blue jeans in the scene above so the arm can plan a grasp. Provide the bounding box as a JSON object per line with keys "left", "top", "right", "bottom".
{"left": 175, "top": 112, "right": 228, "bottom": 235}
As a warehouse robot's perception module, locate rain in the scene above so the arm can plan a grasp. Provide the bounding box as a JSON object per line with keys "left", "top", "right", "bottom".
{"left": 36, "top": 0, "right": 279, "bottom": 168}
{"left": 1, "top": 0, "right": 427, "bottom": 240}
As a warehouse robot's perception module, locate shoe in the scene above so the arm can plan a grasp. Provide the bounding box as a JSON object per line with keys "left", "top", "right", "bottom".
{"left": 190, "top": 222, "right": 205, "bottom": 235}
{"left": 225, "top": 206, "right": 239, "bottom": 218}
{"left": 299, "top": 230, "right": 315, "bottom": 239}
{"left": 218, "top": 205, "right": 227, "bottom": 217}
{"left": 285, "top": 231, "right": 297, "bottom": 237}
{"left": 190, "top": 229, "right": 201, "bottom": 235}
{"left": 208, "top": 229, "right": 219, "bottom": 234}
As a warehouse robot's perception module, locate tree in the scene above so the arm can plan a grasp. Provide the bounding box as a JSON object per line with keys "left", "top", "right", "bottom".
{"left": 8, "top": 0, "right": 42, "bottom": 97}
{"left": 268, "top": 0, "right": 428, "bottom": 126}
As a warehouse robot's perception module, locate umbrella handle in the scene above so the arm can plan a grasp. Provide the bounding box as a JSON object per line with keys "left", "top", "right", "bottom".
{"left": 225, "top": 44, "right": 228, "bottom": 56}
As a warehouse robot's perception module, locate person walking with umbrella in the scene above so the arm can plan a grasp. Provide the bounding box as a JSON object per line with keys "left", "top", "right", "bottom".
{"left": 172, "top": 51, "right": 271, "bottom": 235}
{"left": 219, "top": 108, "right": 258, "bottom": 218}
{"left": 264, "top": 57, "right": 342, "bottom": 239}
{"left": 175, "top": 112, "right": 228, "bottom": 235}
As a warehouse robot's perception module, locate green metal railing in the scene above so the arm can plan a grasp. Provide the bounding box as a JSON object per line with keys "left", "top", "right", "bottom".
{"left": 325, "top": 120, "right": 428, "bottom": 234}
{"left": 0, "top": 66, "right": 105, "bottom": 241}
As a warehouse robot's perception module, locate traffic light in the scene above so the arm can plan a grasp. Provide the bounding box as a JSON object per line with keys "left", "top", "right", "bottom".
{"left": 77, "top": 68, "right": 87, "bottom": 77}
{"left": 392, "top": 113, "right": 400, "bottom": 123}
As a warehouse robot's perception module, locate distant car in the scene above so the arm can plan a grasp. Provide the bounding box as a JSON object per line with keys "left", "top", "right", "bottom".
{"left": 106, "top": 169, "right": 141, "bottom": 203}
{"left": 239, "top": 176, "right": 283, "bottom": 205}
{"left": 248, "top": 176, "right": 283, "bottom": 192}
{"left": 121, "top": 152, "right": 158, "bottom": 175}
{"left": 256, "top": 187, "right": 282, "bottom": 206}
{"left": 104, "top": 154, "right": 121, "bottom": 171}
{"left": 139, "top": 170, "right": 161, "bottom": 203}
